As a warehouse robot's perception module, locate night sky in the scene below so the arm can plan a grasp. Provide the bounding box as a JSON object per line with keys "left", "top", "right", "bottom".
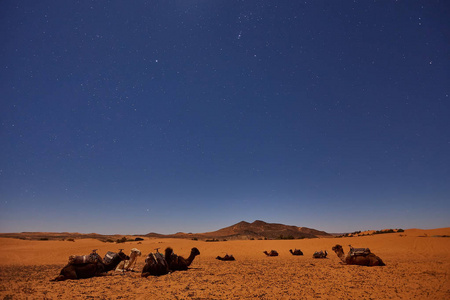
{"left": 1, "top": 1, "right": 449, "bottom": 235}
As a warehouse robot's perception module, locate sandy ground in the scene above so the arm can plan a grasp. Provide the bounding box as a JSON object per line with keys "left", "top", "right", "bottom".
{"left": 0, "top": 228, "right": 449, "bottom": 299}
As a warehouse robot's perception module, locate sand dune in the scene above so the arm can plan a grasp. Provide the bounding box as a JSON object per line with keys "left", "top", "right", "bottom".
{"left": 0, "top": 228, "right": 449, "bottom": 299}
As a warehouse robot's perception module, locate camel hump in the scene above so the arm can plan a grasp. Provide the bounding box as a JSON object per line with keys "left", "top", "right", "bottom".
{"left": 145, "top": 252, "right": 166, "bottom": 265}
{"left": 103, "top": 251, "right": 119, "bottom": 264}
{"left": 153, "top": 252, "right": 167, "bottom": 266}
{"left": 349, "top": 246, "right": 371, "bottom": 256}
{"left": 142, "top": 251, "right": 169, "bottom": 276}
{"left": 68, "top": 252, "right": 101, "bottom": 265}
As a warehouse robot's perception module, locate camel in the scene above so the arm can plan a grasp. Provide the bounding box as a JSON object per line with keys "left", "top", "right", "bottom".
{"left": 51, "top": 250, "right": 129, "bottom": 281}
{"left": 313, "top": 250, "right": 327, "bottom": 258}
{"left": 216, "top": 254, "right": 235, "bottom": 261}
{"left": 116, "top": 248, "right": 141, "bottom": 272}
{"left": 289, "top": 249, "right": 303, "bottom": 256}
{"left": 332, "top": 244, "right": 385, "bottom": 266}
{"left": 263, "top": 250, "right": 279, "bottom": 256}
{"left": 165, "top": 247, "right": 200, "bottom": 271}
{"left": 141, "top": 250, "right": 169, "bottom": 277}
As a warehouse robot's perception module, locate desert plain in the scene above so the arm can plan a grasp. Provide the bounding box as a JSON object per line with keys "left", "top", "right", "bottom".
{"left": 0, "top": 228, "right": 449, "bottom": 299}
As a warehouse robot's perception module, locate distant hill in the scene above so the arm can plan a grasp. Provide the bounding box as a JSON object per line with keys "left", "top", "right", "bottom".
{"left": 145, "top": 220, "right": 332, "bottom": 240}
{"left": 0, "top": 232, "right": 133, "bottom": 241}
{"left": 2, "top": 225, "right": 449, "bottom": 242}
{"left": 0, "top": 220, "right": 332, "bottom": 241}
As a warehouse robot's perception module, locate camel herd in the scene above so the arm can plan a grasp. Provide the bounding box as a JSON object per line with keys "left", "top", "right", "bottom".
{"left": 51, "top": 249, "right": 130, "bottom": 281}
{"left": 262, "top": 245, "right": 384, "bottom": 266}
{"left": 51, "top": 247, "right": 201, "bottom": 280}
{"left": 51, "top": 244, "right": 385, "bottom": 281}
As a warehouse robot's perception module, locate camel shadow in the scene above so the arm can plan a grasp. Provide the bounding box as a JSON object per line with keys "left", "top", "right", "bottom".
{"left": 181, "top": 267, "right": 203, "bottom": 271}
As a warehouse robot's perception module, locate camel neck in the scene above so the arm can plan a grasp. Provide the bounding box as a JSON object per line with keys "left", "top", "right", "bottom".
{"left": 186, "top": 253, "right": 196, "bottom": 266}
{"left": 335, "top": 250, "right": 346, "bottom": 263}
{"left": 125, "top": 253, "right": 137, "bottom": 269}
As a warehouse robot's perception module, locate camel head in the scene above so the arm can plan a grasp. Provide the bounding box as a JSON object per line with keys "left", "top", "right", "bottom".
{"left": 130, "top": 248, "right": 142, "bottom": 257}
{"left": 332, "top": 244, "right": 344, "bottom": 254}
{"left": 191, "top": 247, "right": 200, "bottom": 257}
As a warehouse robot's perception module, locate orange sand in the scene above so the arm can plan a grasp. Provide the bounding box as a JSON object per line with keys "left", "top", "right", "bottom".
{"left": 0, "top": 228, "right": 449, "bottom": 299}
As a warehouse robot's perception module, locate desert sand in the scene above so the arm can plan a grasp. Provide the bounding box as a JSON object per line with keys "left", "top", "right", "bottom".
{"left": 0, "top": 228, "right": 449, "bottom": 299}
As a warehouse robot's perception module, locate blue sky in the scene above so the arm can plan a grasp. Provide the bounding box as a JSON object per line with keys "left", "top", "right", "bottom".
{"left": 1, "top": 1, "right": 449, "bottom": 235}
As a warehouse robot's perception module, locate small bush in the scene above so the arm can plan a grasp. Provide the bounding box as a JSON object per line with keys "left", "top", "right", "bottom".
{"left": 277, "top": 235, "right": 295, "bottom": 240}
{"left": 373, "top": 229, "right": 396, "bottom": 235}
{"left": 116, "top": 237, "right": 127, "bottom": 243}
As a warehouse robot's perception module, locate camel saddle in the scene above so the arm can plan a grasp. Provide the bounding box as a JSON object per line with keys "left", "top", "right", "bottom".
{"left": 349, "top": 245, "right": 371, "bottom": 257}
{"left": 145, "top": 252, "right": 168, "bottom": 268}
{"left": 103, "top": 251, "right": 120, "bottom": 265}
{"left": 68, "top": 252, "right": 101, "bottom": 265}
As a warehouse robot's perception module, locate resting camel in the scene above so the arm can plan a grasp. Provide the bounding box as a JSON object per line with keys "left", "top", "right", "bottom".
{"left": 263, "top": 250, "right": 278, "bottom": 256}
{"left": 313, "top": 250, "right": 327, "bottom": 258}
{"left": 165, "top": 247, "right": 200, "bottom": 271}
{"left": 332, "top": 244, "right": 385, "bottom": 266}
{"left": 51, "top": 250, "right": 129, "bottom": 281}
{"left": 216, "top": 254, "right": 235, "bottom": 261}
{"left": 289, "top": 249, "right": 303, "bottom": 256}
{"left": 115, "top": 248, "right": 141, "bottom": 272}
{"left": 141, "top": 249, "right": 169, "bottom": 277}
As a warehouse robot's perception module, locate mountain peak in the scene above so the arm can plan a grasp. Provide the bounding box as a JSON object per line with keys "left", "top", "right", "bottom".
{"left": 251, "top": 220, "right": 266, "bottom": 225}
{"left": 144, "top": 220, "right": 331, "bottom": 240}
{"left": 236, "top": 221, "right": 250, "bottom": 226}
{"left": 200, "top": 220, "right": 331, "bottom": 240}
